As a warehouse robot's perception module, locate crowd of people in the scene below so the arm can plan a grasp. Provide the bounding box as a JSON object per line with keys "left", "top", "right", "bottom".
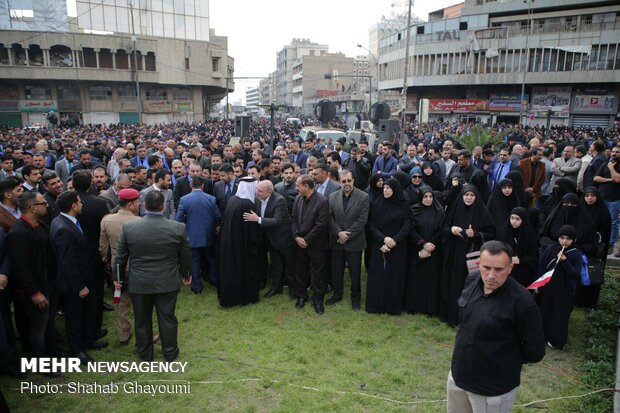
{"left": 0, "top": 119, "right": 617, "bottom": 388}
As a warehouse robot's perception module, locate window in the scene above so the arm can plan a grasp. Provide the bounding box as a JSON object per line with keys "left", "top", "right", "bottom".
{"left": 57, "top": 84, "right": 80, "bottom": 100}
{"left": 146, "top": 87, "right": 167, "bottom": 100}
{"left": 118, "top": 85, "right": 137, "bottom": 99}
{"left": 9, "top": 9, "right": 34, "bottom": 22}
{"left": 185, "top": 57, "right": 190, "bottom": 70}
{"left": 25, "top": 84, "right": 51, "bottom": 100}
{"left": 459, "top": 22, "right": 468, "bottom": 30}
{"left": 212, "top": 58, "right": 219, "bottom": 72}
{"left": 89, "top": 86, "right": 112, "bottom": 101}
{"left": 172, "top": 88, "right": 191, "bottom": 101}
{"left": 417, "top": 26, "right": 425, "bottom": 34}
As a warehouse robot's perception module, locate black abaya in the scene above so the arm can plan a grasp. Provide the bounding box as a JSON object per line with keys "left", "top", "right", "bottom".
{"left": 439, "top": 185, "right": 495, "bottom": 326}
{"left": 366, "top": 178, "right": 410, "bottom": 315}
{"left": 405, "top": 188, "right": 445, "bottom": 315}
{"left": 537, "top": 244, "right": 581, "bottom": 349}
{"left": 486, "top": 178, "right": 519, "bottom": 241}
{"left": 498, "top": 207, "right": 539, "bottom": 287}
{"left": 217, "top": 196, "right": 262, "bottom": 307}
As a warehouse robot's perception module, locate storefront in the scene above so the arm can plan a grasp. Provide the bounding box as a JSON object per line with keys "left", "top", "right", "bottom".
{"left": 529, "top": 86, "right": 571, "bottom": 127}
{"left": 570, "top": 87, "right": 617, "bottom": 128}
{"left": 427, "top": 99, "right": 491, "bottom": 124}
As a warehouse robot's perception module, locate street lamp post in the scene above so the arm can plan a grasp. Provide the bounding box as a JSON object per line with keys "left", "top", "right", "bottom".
{"left": 519, "top": 0, "right": 534, "bottom": 126}
{"left": 400, "top": 0, "right": 413, "bottom": 150}
{"left": 357, "top": 44, "right": 379, "bottom": 112}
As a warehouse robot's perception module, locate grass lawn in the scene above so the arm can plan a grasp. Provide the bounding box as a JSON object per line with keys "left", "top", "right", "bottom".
{"left": 1, "top": 269, "right": 617, "bottom": 412}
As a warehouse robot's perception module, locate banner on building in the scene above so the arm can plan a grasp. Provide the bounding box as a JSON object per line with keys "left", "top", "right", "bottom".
{"left": 0, "top": 101, "right": 19, "bottom": 112}
{"left": 489, "top": 94, "right": 528, "bottom": 111}
{"left": 57, "top": 100, "right": 81, "bottom": 111}
{"left": 120, "top": 100, "right": 139, "bottom": 112}
{"left": 572, "top": 94, "right": 617, "bottom": 114}
{"left": 142, "top": 100, "right": 171, "bottom": 113}
{"left": 318, "top": 90, "right": 339, "bottom": 97}
{"left": 531, "top": 87, "right": 570, "bottom": 117}
{"left": 428, "top": 99, "right": 488, "bottom": 112}
{"left": 173, "top": 101, "right": 193, "bottom": 112}
{"left": 20, "top": 100, "right": 57, "bottom": 112}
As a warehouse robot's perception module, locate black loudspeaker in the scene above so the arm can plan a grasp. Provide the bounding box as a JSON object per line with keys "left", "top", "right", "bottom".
{"left": 235, "top": 116, "right": 251, "bottom": 137}
{"left": 378, "top": 119, "right": 400, "bottom": 142}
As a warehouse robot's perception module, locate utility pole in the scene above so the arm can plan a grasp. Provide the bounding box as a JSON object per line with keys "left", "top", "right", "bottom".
{"left": 129, "top": 0, "right": 141, "bottom": 123}
{"left": 400, "top": 0, "right": 413, "bottom": 150}
{"left": 519, "top": 0, "right": 534, "bottom": 126}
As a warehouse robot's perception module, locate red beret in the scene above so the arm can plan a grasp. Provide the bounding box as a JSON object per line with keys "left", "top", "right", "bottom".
{"left": 118, "top": 188, "right": 140, "bottom": 202}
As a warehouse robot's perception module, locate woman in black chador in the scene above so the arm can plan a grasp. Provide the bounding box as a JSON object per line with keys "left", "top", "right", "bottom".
{"left": 439, "top": 185, "right": 495, "bottom": 326}
{"left": 365, "top": 178, "right": 410, "bottom": 315}
{"left": 498, "top": 206, "right": 539, "bottom": 288}
{"left": 486, "top": 178, "right": 519, "bottom": 240}
{"left": 575, "top": 187, "right": 612, "bottom": 308}
{"left": 541, "top": 193, "right": 597, "bottom": 256}
{"left": 405, "top": 188, "right": 445, "bottom": 316}
{"left": 536, "top": 225, "right": 582, "bottom": 350}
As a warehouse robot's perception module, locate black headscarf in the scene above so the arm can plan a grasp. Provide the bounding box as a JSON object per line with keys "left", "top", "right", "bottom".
{"left": 367, "top": 173, "right": 384, "bottom": 203}
{"left": 543, "top": 177, "right": 577, "bottom": 216}
{"left": 445, "top": 184, "right": 495, "bottom": 237}
{"left": 581, "top": 186, "right": 612, "bottom": 244}
{"left": 486, "top": 178, "right": 519, "bottom": 239}
{"left": 392, "top": 170, "right": 416, "bottom": 204}
{"left": 468, "top": 168, "right": 490, "bottom": 204}
{"left": 542, "top": 193, "right": 597, "bottom": 246}
{"left": 372, "top": 177, "right": 410, "bottom": 228}
{"left": 411, "top": 187, "right": 445, "bottom": 240}
{"left": 505, "top": 170, "right": 526, "bottom": 207}
{"left": 501, "top": 206, "right": 538, "bottom": 251}
{"left": 421, "top": 161, "right": 444, "bottom": 191}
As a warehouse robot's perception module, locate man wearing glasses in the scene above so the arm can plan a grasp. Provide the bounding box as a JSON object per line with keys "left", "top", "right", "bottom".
{"left": 6, "top": 191, "right": 61, "bottom": 369}
{"left": 326, "top": 170, "right": 369, "bottom": 310}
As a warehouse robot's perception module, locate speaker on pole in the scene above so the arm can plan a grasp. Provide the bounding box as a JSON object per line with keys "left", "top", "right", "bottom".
{"left": 378, "top": 119, "right": 400, "bottom": 142}
{"left": 235, "top": 116, "right": 251, "bottom": 137}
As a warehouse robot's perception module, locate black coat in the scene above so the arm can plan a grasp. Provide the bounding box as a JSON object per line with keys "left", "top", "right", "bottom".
{"left": 256, "top": 192, "right": 294, "bottom": 251}
{"left": 6, "top": 219, "right": 48, "bottom": 296}
{"left": 75, "top": 190, "right": 108, "bottom": 266}
{"left": 51, "top": 214, "right": 96, "bottom": 294}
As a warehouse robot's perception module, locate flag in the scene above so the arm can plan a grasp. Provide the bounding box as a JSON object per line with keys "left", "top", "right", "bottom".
{"left": 527, "top": 269, "right": 554, "bottom": 289}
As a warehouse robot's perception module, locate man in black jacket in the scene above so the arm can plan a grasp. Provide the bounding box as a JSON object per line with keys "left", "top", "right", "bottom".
{"left": 6, "top": 191, "right": 57, "bottom": 363}
{"left": 448, "top": 241, "right": 545, "bottom": 412}
{"left": 343, "top": 147, "right": 371, "bottom": 190}
{"left": 51, "top": 191, "right": 107, "bottom": 364}
{"left": 72, "top": 170, "right": 110, "bottom": 333}
{"left": 243, "top": 180, "right": 296, "bottom": 298}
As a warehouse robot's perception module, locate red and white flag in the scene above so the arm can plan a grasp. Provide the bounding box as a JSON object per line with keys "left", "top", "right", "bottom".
{"left": 528, "top": 269, "right": 554, "bottom": 290}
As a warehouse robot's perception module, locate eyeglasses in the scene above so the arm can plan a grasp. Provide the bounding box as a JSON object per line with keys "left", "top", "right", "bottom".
{"left": 341, "top": 179, "right": 353, "bottom": 183}
{"left": 412, "top": 176, "right": 422, "bottom": 179}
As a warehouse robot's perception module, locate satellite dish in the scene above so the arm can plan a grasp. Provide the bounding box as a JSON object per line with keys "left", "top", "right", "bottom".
{"left": 370, "top": 101, "right": 391, "bottom": 125}
{"left": 314, "top": 100, "right": 337, "bottom": 124}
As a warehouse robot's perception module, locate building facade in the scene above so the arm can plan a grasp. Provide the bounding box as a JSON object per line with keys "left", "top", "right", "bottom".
{"left": 276, "top": 39, "right": 328, "bottom": 110}
{"left": 378, "top": 0, "right": 620, "bottom": 127}
{"left": 0, "top": 1, "right": 233, "bottom": 126}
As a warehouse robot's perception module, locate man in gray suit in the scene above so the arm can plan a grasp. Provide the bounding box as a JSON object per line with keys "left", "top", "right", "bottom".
{"left": 313, "top": 164, "right": 340, "bottom": 197}
{"left": 243, "top": 180, "right": 296, "bottom": 299}
{"left": 550, "top": 145, "right": 582, "bottom": 188}
{"left": 114, "top": 191, "right": 191, "bottom": 362}
{"left": 54, "top": 146, "right": 79, "bottom": 186}
{"left": 139, "top": 168, "right": 175, "bottom": 218}
{"left": 326, "top": 170, "right": 369, "bottom": 310}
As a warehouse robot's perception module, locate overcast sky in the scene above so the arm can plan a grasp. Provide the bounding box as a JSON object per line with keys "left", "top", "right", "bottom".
{"left": 67, "top": 0, "right": 458, "bottom": 104}
{"left": 210, "top": 0, "right": 458, "bottom": 104}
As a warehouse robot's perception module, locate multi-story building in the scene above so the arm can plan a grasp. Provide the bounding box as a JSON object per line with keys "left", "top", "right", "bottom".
{"left": 276, "top": 39, "right": 328, "bottom": 111}
{"left": 245, "top": 86, "right": 260, "bottom": 115}
{"left": 0, "top": 0, "right": 233, "bottom": 126}
{"left": 259, "top": 72, "right": 276, "bottom": 105}
{"left": 290, "top": 52, "right": 359, "bottom": 117}
{"left": 378, "top": 0, "right": 620, "bottom": 128}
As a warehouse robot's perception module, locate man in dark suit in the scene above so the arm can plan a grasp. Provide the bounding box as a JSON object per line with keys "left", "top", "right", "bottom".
{"left": 6, "top": 191, "right": 57, "bottom": 363}
{"left": 130, "top": 145, "right": 149, "bottom": 168}
{"left": 72, "top": 170, "right": 111, "bottom": 334}
{"left": 243, "top": 180, "right": 296, "bottom": 298}
{"left": 213, "top": 164, "right": 238, "bottom": 215}
{"left": 173, "top": 161, "right": 203, "bottom": 210}
{"left": 51, "top": 191, "right": 105, "bottom": 364}
{"left": 326, "top": 170, "right": 369, "bottom": 309}
{"left": 291, "top": 175, "right": 330, "bottom": 314}
{"left": 289, "top": 141, "right": 308, "bottom": 169}
{"left": 0, "top": 176, "right": 23, "bottom": 233}
{"left": 115, "top": 191, "right": 191, "bottom": 362}
{"left": 519, "top": 148, "right": 546, "bottom": 208}
{"left": 175, "top": 176, "right": 221, "bottom": 293}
